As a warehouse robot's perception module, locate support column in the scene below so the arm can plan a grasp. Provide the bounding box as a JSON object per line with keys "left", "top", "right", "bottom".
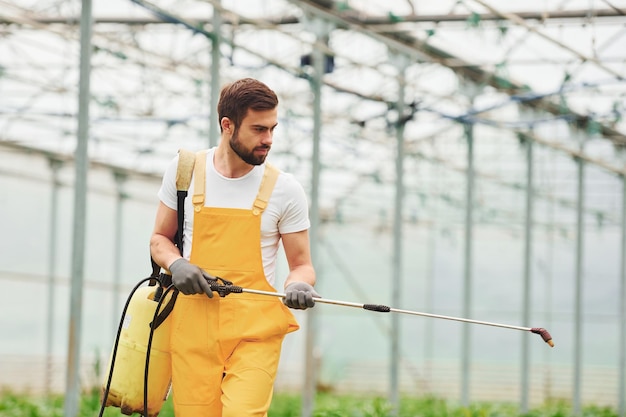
{"left": 572, "top": 142, "right": 586, "bottom": 416}
{"left": 112, "top": 171, "right": 127, "bottom": 331}
{"left": 45, "top": 158, "right": 62, "bottom": 395}
{"left": 301, "top": 15, "right": 332, "bottom": 417}
{"left": 520, "top": 135, "right": 534, "bottom": 413}
{"left": 423, "top": 163, "right": 440, "bottom": 383}
{"left": 64, "top": 0, "right": 92, "bottom": 415}
{"left": 461, "top": 119, "right": 474, "bottom": 407}
{"left": 389, "top": 52, "right": 410, "bottom": 416}
{"left": 620, "top": 171, "right": 626, "bottom": 417}
{"left": 209, "top": 1, "right": 221, "bottom": 147}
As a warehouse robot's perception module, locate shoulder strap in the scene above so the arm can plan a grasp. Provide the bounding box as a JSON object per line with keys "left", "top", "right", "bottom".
{"left": 149, "top": 149, "right": 196, "bottom": 328}
{"left": 174, "top": 149, "right": 196, "bottom": 255}
{"left": 176, "top": 149, "right": 196, "bottom": 192}
{"left": 192, "top": 150, "right": 207, "bottom": 209}
{"left": 252, "top": 163, "right": 280, "bottom": 216}
{"left": 149, "top": 149, "right": 196, "bottom": 282}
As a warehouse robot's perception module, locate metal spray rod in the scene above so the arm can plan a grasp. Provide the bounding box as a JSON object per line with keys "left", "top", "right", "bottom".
{"left": 207, "top": 279, "right": 554, "bottom": 348}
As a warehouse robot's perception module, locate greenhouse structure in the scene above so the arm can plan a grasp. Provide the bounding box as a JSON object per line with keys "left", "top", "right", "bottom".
{"left": 1, "top": 0, "right": 625, "bottom": 416}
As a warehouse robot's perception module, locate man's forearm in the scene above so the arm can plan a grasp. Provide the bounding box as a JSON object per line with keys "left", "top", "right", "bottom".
{"left": 150, "top": 234, "right": 183, "bottom": 271}
{"left": 284, "top": 264, "right": 316, "bottom": 289}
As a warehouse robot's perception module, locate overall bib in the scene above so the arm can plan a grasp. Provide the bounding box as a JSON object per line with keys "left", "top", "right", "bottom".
{"left": 170, "top": 151, "right": 300, "bottom": 417}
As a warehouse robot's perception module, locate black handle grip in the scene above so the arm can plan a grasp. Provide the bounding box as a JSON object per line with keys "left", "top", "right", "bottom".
{"left": 208, "top": 280, "right": 243, "bottom": 297}
{"left": 363, "top": 304, "right": 391, "bottom": 313}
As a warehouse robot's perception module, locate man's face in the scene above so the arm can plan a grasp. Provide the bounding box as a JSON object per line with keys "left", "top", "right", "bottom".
{"left": 229, "top": 108, "right": 278, "bottom": 166}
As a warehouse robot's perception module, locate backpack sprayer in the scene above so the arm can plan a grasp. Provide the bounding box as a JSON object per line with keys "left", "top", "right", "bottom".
{"left": 99, "top": 274, "right": 554, "bottom": 417}
{"left": 99, "top": 276, "right": 176, "bottom": 417}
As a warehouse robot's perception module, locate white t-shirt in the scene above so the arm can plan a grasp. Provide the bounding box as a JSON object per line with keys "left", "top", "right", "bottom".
{"left": 157, "top": 148, "right": 310, "bottom": 286}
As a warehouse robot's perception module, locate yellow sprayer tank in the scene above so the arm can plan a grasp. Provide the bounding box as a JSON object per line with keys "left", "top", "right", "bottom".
{"left": 102, "top": 285, "right": 173, "bottom": 417}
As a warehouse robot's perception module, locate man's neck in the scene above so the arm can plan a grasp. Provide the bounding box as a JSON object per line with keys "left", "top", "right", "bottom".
{"left": 213, "top": 143, "right": 255, "bottom": 178}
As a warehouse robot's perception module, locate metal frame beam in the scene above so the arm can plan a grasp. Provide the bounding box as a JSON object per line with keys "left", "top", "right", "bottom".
{"left": 1, "top": 8, "right": 623, "bottom": 26}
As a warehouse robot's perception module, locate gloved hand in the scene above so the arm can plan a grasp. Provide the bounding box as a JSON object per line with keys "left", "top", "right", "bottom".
{"left": 284, "top": 282, "right": 320, "bottom": 310}
{"left": 169, "top": 258, "right": 214, "bottom": 298}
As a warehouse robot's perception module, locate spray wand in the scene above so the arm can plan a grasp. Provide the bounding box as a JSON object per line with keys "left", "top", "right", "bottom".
{"left": 207, "top": 277, "right": 554, "bottom": 348}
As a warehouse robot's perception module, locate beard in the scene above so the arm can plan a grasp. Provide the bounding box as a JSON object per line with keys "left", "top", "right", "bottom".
{"left": 229, "top": 128, "right": 269, "bottom": 165}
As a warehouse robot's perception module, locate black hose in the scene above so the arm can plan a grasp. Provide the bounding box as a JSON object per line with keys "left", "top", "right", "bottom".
{"left": 143, "top": 284, "right": 177, "bottom": 417}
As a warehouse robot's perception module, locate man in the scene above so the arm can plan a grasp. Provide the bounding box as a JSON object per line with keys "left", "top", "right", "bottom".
{"left": 150, "top": 78, "right": 319, "bottom": 416}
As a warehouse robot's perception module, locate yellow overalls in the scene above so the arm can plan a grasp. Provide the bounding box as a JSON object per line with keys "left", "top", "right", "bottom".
{"left": 169, "top": 151, "right": 300, "bottom": 417}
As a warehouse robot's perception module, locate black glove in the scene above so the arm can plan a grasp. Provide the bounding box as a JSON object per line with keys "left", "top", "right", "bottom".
{"left": 284, "top": 282, "right": 320, "bottom": 310}
{"left": 169, "top": 258, "right": 214, "bottom": 298}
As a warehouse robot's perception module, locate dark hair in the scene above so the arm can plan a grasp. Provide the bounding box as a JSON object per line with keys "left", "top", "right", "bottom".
{"left": 217, "top": 78, "right": 279, "bottom": 132}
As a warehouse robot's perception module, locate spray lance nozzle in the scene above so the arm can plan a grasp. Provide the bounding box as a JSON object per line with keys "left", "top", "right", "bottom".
{"left": 531, "top": 327, "right": 554, "bottom": 347}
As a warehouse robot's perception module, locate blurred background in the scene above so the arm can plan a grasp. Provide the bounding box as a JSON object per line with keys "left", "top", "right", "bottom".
{"left": 1, "top": 0, "right": 625, "bottom": 416}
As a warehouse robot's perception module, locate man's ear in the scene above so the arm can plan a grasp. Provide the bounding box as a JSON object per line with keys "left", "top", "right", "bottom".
{"left": 221, "top": 117, "right": 232, "bottom": 132}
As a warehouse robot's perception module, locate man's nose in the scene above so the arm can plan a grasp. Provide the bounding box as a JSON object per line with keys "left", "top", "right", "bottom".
{"left": 261, "top": 131, "right": 273, "bottom": 145}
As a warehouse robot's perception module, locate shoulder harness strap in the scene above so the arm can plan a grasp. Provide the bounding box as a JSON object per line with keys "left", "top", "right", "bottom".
{"left": 174, "top": 149, "right": 196, "bottom": 253}
{"left": 176, "top": 149, "right": 196, "bottom": 192}
{"left": 192, "top": 150, "right": 207, "bottom": 211}
{"left": 253, "top": 163, "right": 279, "bottom": 216}
{"left": 150, "top": 149, "right": 196, "bottom": 329}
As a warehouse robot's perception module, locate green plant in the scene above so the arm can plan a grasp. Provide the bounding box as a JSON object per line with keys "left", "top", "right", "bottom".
{"left": 1, "top": 390, "right": 622, "bottom": 417}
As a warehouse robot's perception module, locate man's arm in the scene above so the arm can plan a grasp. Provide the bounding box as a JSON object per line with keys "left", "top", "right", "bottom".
{"left": 150, "top": 201, "right": 214, "bottom": 296}
{"left": 149, "top": 201, "right": 182, "bottom": 270}
{"left": 282, "top": 229, "right": 318, "bottom": 309}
